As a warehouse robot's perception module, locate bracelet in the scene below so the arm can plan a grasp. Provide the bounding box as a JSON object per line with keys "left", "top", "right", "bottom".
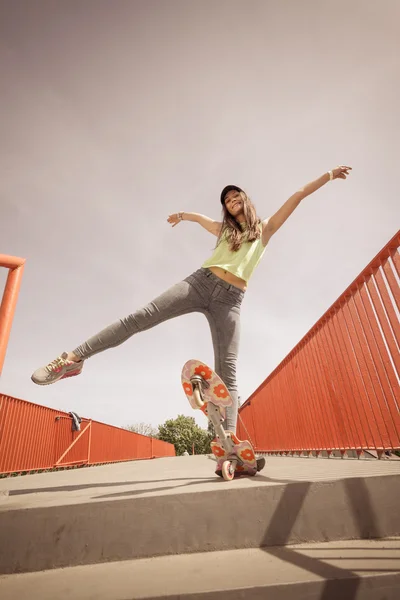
{"left": 178, "top": 212, "right": 184, "bottom": 220}
{"left": 328, "top": 170, "right": 334, "bottom": 181}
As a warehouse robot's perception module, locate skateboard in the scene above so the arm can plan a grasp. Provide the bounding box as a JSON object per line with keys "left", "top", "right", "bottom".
{"left": 181, "top": 359, "right": 257, "bottom": 481}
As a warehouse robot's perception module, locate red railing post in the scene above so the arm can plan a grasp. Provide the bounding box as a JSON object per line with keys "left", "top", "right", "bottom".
{"left": 0, "top": 254, "right": 26, "bottom": 375}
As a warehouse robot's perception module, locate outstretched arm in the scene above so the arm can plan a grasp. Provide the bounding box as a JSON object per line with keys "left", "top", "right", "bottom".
{"left": 168, "top": 212, "right": 222, "bottom": 237}
{"left": 262, "top": 165, "right": 352, "bottom": 245}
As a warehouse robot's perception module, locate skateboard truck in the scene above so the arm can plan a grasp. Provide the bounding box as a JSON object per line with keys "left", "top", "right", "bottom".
{"left": 189, "top": 374, "right": 210, "bottom": 407}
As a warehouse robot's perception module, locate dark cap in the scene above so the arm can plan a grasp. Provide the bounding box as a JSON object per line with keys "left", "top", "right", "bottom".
{"left": 220, "top": 185, "right": 243, "bottom": 204}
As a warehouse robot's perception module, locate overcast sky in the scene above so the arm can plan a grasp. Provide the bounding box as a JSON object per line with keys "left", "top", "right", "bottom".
{"left": 1, "top": 0, "right": 399, "bottom": 431}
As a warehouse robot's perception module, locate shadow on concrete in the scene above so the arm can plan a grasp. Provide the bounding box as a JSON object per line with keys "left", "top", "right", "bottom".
{"left": 7, "top": 477, "right": 282, "bottom": 496}
{"left": 348, "top": 568, "right": 400, "bottom": 572}
{"left": 93, "top": 476, "right": 299, "bottom": 500}
{"left": 260, "top": 481, "right": 311, "bottom": 546}
{"left": 8, "top": 477, "right": 214, "bottom": 496}
{"left": 267, "top": 546, "right": 362, "bottom": 598}
{"left": 95, "top": 482, "right": 216, "bottom": 499}
{"left": 257, "top": 470, "right": 389, "bottom": 598}
{"left": 344, "top": 477, "right": 382, "bottom": 539}
{"left": 296, "top": 548, "right": 400, "bottom": 553}
{"left": 6, "top": 472, "right": 300, "bottom": 499}
{"left": 259, "top": 483, "right": 360, "bottom": 598}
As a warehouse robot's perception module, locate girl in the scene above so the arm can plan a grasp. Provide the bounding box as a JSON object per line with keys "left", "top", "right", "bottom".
{"left": 32, "top": 166, "right": 352, "bottom": 452}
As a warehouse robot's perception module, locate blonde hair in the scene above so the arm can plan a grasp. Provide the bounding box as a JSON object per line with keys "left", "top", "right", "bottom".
{"left": 218, "top": 191, "right": 261, "bottom": 252}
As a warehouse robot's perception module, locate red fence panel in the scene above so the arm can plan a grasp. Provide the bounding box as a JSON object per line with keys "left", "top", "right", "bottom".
{"left": 238, "top": 231, "right": 400, "bottom": 456}
{"left": 0, "top": 394, "right": 175, "bottom": 475}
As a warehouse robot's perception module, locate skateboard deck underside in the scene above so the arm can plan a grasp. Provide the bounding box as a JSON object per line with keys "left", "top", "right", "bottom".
{"left": 181, "top": 359, "right": 232, "bottom": 418}
{"left": 182, "top": 360, "right": 257, "bottom": 476}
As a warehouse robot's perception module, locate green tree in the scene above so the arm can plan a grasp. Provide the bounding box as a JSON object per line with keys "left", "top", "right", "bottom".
{"left": 123, "top": 422, "right": 159, "bottom": 438}
{"left": 158, "top": 414, "right": 213, "bottom": 456}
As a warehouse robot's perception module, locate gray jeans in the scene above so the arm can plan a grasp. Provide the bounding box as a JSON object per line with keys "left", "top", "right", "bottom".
{"left": 73, "top": 268, "right": 245, "bottom": 432}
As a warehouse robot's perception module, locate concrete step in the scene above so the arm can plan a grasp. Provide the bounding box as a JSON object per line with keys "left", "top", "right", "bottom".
{"left": 1, "top": 538, "right": 399, "bottom": 599}
{"left": 1, "top": 455, "right": 399, "bottom": 575}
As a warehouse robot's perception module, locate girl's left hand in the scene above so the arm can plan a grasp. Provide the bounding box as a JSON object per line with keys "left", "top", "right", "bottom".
{"left": 332, "top": 165, "right": 352, "bottom": 179}
{"left": 167, "top": 213, "right": 182, "bottom": 227}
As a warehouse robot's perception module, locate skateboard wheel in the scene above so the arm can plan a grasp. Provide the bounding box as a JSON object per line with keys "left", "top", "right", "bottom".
{"left": 222, "top": 460, "right": 235, "bottom": 481}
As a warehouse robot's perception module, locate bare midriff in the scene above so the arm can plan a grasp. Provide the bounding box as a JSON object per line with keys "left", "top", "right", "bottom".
{"left": 207, "top": 266, "right": 247, "bottom": 292}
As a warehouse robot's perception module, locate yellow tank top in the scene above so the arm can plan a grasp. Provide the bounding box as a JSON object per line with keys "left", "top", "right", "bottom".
{"left": 201, "top": 222, "right": 266, "bottom": 283}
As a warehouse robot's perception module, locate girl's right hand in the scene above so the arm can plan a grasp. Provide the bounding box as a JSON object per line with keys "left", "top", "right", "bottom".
{"left": 332, "top": 165, "right": 352, "bottom": 179}
{"left": 167, "top": 213, "right": 183, "bottom": 227}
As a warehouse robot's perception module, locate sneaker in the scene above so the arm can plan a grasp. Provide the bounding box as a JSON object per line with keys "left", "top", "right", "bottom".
{"left": 31, "top": 352, "right": 84, "bottom": 386}
{"left": 256, "top": 456, "right": 266, "bottom": 472}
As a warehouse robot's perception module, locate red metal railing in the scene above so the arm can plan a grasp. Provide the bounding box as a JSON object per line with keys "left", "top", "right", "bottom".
{"left": 237, "top": 231, "right": 400, "bottom": 458}
{"left": 0, "top": 393, "right": 175, "bottom": 475}
{"left": 0, "top": 254, "right": 25, "bottom": 375}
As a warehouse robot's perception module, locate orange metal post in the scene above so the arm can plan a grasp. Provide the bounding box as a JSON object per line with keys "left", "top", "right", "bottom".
{"left": 0, "top": 254, "right": 26, "bottom": 375}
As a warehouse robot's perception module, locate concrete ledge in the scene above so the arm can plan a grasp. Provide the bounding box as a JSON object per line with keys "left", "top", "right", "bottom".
{"left": 1, "top": 456, "right": 399, "bottom": 574}
{"left": 0, "top": 538, "right": 399, "bottom": 599}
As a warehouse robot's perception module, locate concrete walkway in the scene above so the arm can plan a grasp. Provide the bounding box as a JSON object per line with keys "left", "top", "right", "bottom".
{"left": 1, "top": 454, "right": 399, "bottom": 510}
{"left": 1, "top": 455, "right": 399, "bottom": 576}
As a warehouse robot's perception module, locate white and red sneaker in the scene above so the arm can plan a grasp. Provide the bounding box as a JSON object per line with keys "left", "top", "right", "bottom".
{"left": 31, "top": 352, "right": 84, "bottom": 386}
